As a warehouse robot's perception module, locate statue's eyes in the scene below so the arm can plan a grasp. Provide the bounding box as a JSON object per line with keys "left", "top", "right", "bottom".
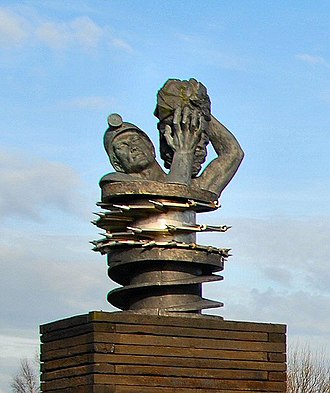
{"left": 116, "top": 142, "right": 128, "bottom": 150}
{"left": 131, "top": 137, "right": 140, "bottom": 144}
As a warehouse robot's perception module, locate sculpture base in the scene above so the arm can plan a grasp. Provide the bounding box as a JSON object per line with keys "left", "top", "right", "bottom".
{"left": 40, "top": 311, "right": 286, "bottom": 392}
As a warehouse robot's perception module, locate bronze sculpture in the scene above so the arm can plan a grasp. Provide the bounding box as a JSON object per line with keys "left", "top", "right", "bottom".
{"left": 92, "top": 78, "right": 244, "bottom": 315}
{"left": 41, "top": 79, "right": 286, "bottom": 393}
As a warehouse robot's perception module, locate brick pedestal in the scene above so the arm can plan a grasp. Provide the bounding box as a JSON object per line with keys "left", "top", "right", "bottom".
{"left": 40, "top": 311, "right": 286, "bottom": 392}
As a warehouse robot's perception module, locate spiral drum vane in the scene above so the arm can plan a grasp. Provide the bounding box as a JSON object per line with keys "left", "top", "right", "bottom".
{"left": 92, "top": 181, "right": 230, "bottom": 315}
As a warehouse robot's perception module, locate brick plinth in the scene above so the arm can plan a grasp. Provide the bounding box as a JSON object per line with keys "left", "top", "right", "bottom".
{"left": 40, "top": 311, "right": 286, "bottom": 392}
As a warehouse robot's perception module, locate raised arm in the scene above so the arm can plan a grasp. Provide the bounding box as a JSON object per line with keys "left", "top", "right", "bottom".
{"left": 197, "top": 115, "right": 244, "bottom": 196}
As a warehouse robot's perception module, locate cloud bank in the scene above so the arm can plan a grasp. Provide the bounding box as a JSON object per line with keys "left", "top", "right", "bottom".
{"left": 0, "top": 7, "right": 133, "bottom": 53}
{"left": 203, "top": 215, "right": 330, "bottom": 353}
{"left": 0, "top": 148, "right": 87, "bottom": 220}
{"left": 296, "top": 53, "right": 330, "bottom": 68}
{"left": 0, "top": 8, "right": 30, "bottom": 47}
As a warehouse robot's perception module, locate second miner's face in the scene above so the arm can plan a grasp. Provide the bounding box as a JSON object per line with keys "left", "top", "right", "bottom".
{"left": 113, "top": 131, "right": 155, "bottom": 173}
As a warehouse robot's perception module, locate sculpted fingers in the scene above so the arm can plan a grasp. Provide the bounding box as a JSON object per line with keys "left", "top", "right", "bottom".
{"left": 168, "top": 106, "right": 202, "bottom": 151}
{"left": 182, "top": 108, "right": 191, "bottom": 147}
{"left": 195, "top": 112, "right": 203, "bottom": 138}
{"left": 188, "top": 109, "right": 202, "bottom": 149}
{"left": 191, "top": 109, "right": 198, "bottom": 131}
{"left": 173, "top": 106, "right": 181, "bottom": 127}
{"left": 181, "top": 106, "right": 190, "bottom": 133}
{"left": 191, "top": 109, "right": 202, "bottom": 135}
{"left": 172, "top": 107, "right": 182, "bottom": 143}
{"left": 164, "top": 124, "right": 176, "bottom": 150}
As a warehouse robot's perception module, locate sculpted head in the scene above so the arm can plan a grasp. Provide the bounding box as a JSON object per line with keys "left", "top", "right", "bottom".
{"left": 104, "top": 120, "right": 156, "bottom": 174}
{"left": 154, "top": 78, "right": 211, "bottom": 177}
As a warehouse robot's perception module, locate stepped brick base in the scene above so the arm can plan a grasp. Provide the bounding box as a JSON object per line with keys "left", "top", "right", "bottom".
{"left": 40, "top": 311, "right": 286, "bottom": 392}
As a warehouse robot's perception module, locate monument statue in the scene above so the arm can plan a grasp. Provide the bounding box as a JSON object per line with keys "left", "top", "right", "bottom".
{"left": 40, "top": 79, "right": 286, "bottom": 393}
{"left": 93, "top": 78, "right": 244, "bottom": 315}
{"left": 101, "top": 78, "right": 243, "bottom": 197}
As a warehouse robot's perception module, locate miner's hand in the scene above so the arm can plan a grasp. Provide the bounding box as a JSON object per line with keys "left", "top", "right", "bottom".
{"left": 165, "top": 107, "right": 202, "bottom": 153}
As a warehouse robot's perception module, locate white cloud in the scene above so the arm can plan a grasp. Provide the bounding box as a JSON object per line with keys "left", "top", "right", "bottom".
{"left": 35, "top": 21, "right": 69, "bottom": 49}
{"left": 296, "top": 53, "right": 330, "bottom": 67}
{"left": 207, "top": 283, "right": 330, "bottom": 355}
{"left": 0, "top": 7, "right": 30, "bottom": 47}
{"left": 64, "top": 95, "right": 115, "bottom": 110}
{"left": 0, "top": 148, "right": 87, "bottom": 220}
{"left": 111, "top": 38, "right": 134, "bottom": 54}
{"left": 70, "top": 16, "right": 103, "bottom": 48}
{"left": 204, "top": 216, "right": 330, "bottom": 291}
{"left": 0, "top": 227, "right": 111, "bottom": 331}
{"left": 0, "top": 335, "right": 38, "bottom": 359}
{"left": 176, "top": 33, "right": 196, "bottom": 44}
{"left": 0, "top": 7, "right": 132, "bottom": 53}
{"left": 35, "top": 16, "right": 103, "bottom": 50}
{"left": 203, "top": 214, "right": 330, "bottom": 353}
{"left": 0, "top": 189, "right": 111, "bottom": 388}
{"left": 0, "top": 148, "right": 112, "bottom": 359}
{"left": 175, "top": 33, "right": 246, "bottom": 71}
{"left": 262, "top": 266, "right": 293, "bottom": 286}
{"left": 222, "top": 286, "right": 330, "bottom": 341}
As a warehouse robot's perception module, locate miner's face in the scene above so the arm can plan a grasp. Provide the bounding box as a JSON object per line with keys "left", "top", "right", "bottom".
{"left": 113, "top": 131, "right": 154, "bottom": 173}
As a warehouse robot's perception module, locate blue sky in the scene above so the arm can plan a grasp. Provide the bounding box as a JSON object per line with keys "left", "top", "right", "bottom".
{"left": 1, "top": 1, "right": 330, "bottom": 390}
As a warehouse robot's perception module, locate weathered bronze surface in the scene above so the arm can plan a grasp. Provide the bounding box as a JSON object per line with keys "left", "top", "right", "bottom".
{"left": 92, "top": 78, "right": 244, "bottom": 315}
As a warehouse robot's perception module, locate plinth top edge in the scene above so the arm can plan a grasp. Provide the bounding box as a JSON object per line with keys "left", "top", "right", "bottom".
{"left": 101, "top": 180, "right": 218, "bottom": 205}
{"left": 40, "top": 310, "right": 286, "bottom": 334}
